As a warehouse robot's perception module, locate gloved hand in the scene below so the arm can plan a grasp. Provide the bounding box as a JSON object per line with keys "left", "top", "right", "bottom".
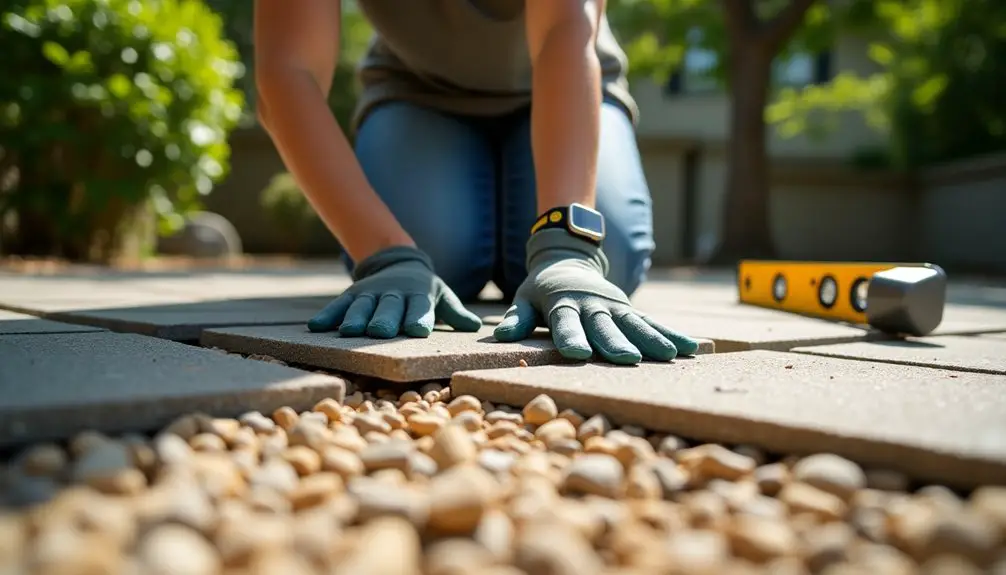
{"left": 493, "top": 229, "right": 699, "bottom": 364}
{"left": 308, "top": 246, "right": 482, "bottom": 338}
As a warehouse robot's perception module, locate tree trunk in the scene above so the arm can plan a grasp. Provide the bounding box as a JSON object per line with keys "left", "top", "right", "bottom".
{"left": 709, "top": 45, "right": 776, "bottom": 264}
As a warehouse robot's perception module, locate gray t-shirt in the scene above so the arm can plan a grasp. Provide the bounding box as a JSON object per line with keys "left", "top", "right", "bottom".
{"left": 352, "top": 0, "right": 638, "bottom": 132}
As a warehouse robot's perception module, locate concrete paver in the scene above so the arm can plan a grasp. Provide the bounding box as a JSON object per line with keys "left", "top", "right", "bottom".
{"left": 42, "top": 296, "right": 333, "bottom": 341}
{"left": 791, "top": 335, "right": 1006, "bottom": 375}
{"left": 639, "top": 308, "right": 878, "bottom": 352}
{"left": 0, "top": 332, "right": 346, "bottom": 448}
{"left": 452, "top": 351, "right": 1006, "bottom": 488}
{"left": 0, "top": 310, "right": 106, "bottom": 336}
{"left": 201, "top": 323, "right": 716, "bottom": 382}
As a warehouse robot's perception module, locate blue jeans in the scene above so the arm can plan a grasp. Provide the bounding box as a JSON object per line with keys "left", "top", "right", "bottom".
{"left": 350, "top": 98, "right": 655, "bottom": 303}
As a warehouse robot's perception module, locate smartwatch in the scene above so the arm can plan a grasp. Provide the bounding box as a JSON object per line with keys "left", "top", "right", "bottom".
{"left": 530, "top": 202, "right": 606, "bottom": 245}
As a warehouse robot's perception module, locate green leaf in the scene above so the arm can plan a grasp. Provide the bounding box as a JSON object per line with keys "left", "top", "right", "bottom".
{"left": 41, "top": 40, "right": 69, "bottom": 65}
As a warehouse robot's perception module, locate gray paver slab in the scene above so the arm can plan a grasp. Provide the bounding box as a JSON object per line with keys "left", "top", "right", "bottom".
{"left": 791, "top": 335, "right": 1006, "bottom": 375}
{"left": 0, "top": 332, "right": 346, "bottom": 447}
{"left": 639, "top": 309, "right": 877, "bottom": 352}
{"left": 0, "top": 310, "right": 106, "bottom": 335}
{"left": 44, "top": 296, "right": 333, "bottom": 341}
{"left": 452, "top": 351, "right": 1006, "bottom": 488}
{"left": 201, "top": 324, "right": 715, "bottom": 383}
{"left": 633, "top": 281, "right": 1006, "bottom": 336}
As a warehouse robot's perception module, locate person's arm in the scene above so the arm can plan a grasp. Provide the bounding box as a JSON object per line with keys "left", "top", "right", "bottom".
{"left": 525, "top": 0, "right": 604, "bottom": 215}
{"left": 253, "top": 0, "right": 414, "bottom": 262}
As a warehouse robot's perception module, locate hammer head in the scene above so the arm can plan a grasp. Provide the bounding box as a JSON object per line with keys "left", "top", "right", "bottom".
{"left": 866, "top": 265, "right": 947, "bottom": 336}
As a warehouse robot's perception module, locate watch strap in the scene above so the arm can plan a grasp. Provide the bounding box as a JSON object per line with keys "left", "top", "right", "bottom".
{"left": 530, "top": 206, "right": 569, "bottom": 235}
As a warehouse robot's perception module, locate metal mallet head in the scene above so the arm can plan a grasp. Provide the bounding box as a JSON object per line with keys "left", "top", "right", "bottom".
{"left": 865, "top": 264, "right": 947, "bottom": 337}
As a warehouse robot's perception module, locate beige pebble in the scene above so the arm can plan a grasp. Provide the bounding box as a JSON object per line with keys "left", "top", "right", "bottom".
{"left": 649, "top": 459, "right": 689, "bottom": 499}
{"left": 478, "top": 449, "right": 518, "bottom": 476}
{"left": 428, "top": 464, "right": 500, "bottom": 535}
{"left": 513, "top": 522, "right": 604, "bottom": 575}
{"left": 344, "top": 391, "right": 365, "bottom": 409}
{"left": 732, "top": 444, "right": 767, "bottom": 466}
{"left": 486, "top": 411, "right": 523, "bottom": 426}
{"left": 134, "top": 480, "right": 216, "bottom": 533}
{"left": 409, "top": 413, "right": 446, "bottom": 436}
{"left": 354, "top": 412, "right": 393, "bottom": 435}
{"left": 487, "top": 420, "right": 519, "bottom": 439}
{"left": 535, "top": 418, "right": 577, "bottom": 444}
{"left": 666, "top": 529, "right": 730, "bottom": 573}
{"left": 349, "top": 477, "right": 430, "bottom": 527}
{"left": 424, "top": 538, "right": 495, "bottom": 575}
{"left": 138, "top": 524, "right": 220, "bottom": 575}
{"left": 683, "top": 491, "right": 729, "bottom": 530}
{"left": 453, "top": 411, "right": 484, "bottom": 432}
{"left": 331, "top": 426, "right": 368, "bottom": 453}
{"left": 626, "top": 464, "right": 662, "bottom": 499}
{"left": 249, "top": 457, "right": 299, "bottom": 494}
{"left": 71, "top": 440, "right": 146, "bottom": 495}
{"left": 802, "top": 522, "right": 854, "bottom": 573}
{"left": 583, "top": 436, "right": 618, "bottom": 456}
{"left": 161, "top": 415, "right": 202, "bottom": 441}
{"left": 575, "top": 416, "right": 611, "bottom": 442}
{"left": 332, "top": 516, "right": 422, "bottom": 575}
{"left": 409, "top": 451, "right": 439, "bottom": 479}
{"left": 282, "top": 445, "right": 322, "bottom": 475}
{"left": 360, "top": 439, "right": 414, "bottom": 473}
{"left": 420, "top": 382, "right": 443, "bottom": 395}
{"left": 919, "top": 555, "right": 984, "bottom": 575}
{"left": 735, "top": 494, "right": 787, "bottom": 520}
{"left": 247, "top": 550, "right": 317, "bottom": 575}
{"left": 969, "top": 485, "right": 1006, "bottom": 537}
{"left": 190, "top": 433, "right": 227, "bottom": 452}
{"left": 473, "top": 509, "right": 514, "bottom": 563}
{"left": 399, "top": 403, "right": 426, "bottom": 419}
{"left": 271, "top": 406, "right": 299, "bottom": 430}
{"left": 779, "top": 482, "right": 848, "bottom": 521}
{"left": 548, "top": 438, "right": 583, "bottom": 457}
{"left": 381, "top": 411, "right": 407, "bottom": 430}
{"left": 287, "top": 419, "right": 333, "bottom": 451}
{"left": 215, "top": 511, "right": 293, "bottom": 566}
{"left": 754, "top": 463, "right": 790, "bottom": 496}
{"left": 561, "top": 453, "right": 625, "bottom": 498}
{"left": 619, "top": 424, "right": 646, "bottom": 438}
{"left": 728, "top": 515, "right": 798, "bottom": 563}
{"left": 290, "top": 472, "right": 343, "bottom": 510}
{"left": 321, "top": 446, "right": 365, "bottom": 479}
{"left": 614, "top": 438, "right": 655, "bottom": 469}
{"left": 656, "top": 434, "right": 688, "bottom": 456}
{"left": 312, "top": 397, "right": 343, "bottom": 422}
{"left": 18, "top": 443, "right": 68, "bottom": 477}
{"left": 678, "top": 444, "right": 757, "bottom": 482}
{"left": 447, "top": 395, "right": 482, "bottom": 416}
{"left": 429, "top": 423, "right": 477, "bottom": 470}
{"left": 153, "top": 432, "right": 193, "bottom": 466}
{"left": 557, "top": 408, "right": 585, "bottom": 428}
{"left": 916, "top": 485, "right": 964, "bottom": 513}
{"left": 792, "top": 454, "right": 866, "bottom": 500}
{"left": 238, "top": 411, "right": 276, "bottom": 433}
{"left": 523, "top": 394, "right": 559, "bottom": 426}
{"left": 399, "top": 390, "right": 422, "bottom": 405}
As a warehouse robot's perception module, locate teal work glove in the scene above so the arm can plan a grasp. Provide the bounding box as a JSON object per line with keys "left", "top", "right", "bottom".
{"left": 494, "top": 229, "right": 699, "bottom": 364}
{"left": 308, "top": 246, "right": 482, "bottom": 338}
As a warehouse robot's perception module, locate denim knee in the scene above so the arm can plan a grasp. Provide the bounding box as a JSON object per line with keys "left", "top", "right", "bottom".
{"left": 603, "top": 232, "right": 653, "bottom": 297}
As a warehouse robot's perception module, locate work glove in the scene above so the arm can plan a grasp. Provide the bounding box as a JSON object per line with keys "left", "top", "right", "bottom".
{"left": 494, "top": 229, "right": 699, "bottom": 364}
{"left": 308, "top": 246, "right": 482, "bottom": 338}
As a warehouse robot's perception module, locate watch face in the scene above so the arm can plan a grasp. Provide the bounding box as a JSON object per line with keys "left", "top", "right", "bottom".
{"left": 569, "top": 203, "right": 605, "bottom": 239}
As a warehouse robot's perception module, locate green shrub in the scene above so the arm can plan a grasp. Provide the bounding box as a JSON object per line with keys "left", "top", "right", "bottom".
{"left": 0, "top": 0, "right": 244, "bottom": 262}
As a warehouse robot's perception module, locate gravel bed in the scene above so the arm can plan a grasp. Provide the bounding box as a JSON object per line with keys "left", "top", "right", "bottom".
{"left": 1, "top": 374, "right": 1005, "bottom": 575}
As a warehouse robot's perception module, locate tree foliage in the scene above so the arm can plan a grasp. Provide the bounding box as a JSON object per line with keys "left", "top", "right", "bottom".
{"left": 768, "top": 0, "right": 1006, "bottom": 168}
{"left": 608, "top": 0, "right": 1006, "bottom": 169}
{"left": 0, "top": 0, "right": 245, "bottom": 261}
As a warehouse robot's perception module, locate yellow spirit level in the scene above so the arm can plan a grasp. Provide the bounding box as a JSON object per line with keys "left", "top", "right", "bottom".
{"left": 737, "top": 260, "right": 947, "bottom": 336}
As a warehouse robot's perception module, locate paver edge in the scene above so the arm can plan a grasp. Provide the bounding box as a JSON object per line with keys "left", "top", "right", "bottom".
{"left": 450, "top": 362, "right": 1006, "bottom": 489}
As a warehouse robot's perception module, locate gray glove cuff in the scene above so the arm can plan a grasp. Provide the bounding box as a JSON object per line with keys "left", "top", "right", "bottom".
{"left": 352, "top": 245, "right": 434, "bottom": 281}
{"left": 526, "top": 228, "right": 610, "bottom": 276}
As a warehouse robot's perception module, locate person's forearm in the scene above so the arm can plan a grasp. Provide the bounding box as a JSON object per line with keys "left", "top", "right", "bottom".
{"left": 530, "top": 23, "right": 602, "bottom": 215}
{"left": 257, "top": 67, "right": 414, "bottom": 262}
